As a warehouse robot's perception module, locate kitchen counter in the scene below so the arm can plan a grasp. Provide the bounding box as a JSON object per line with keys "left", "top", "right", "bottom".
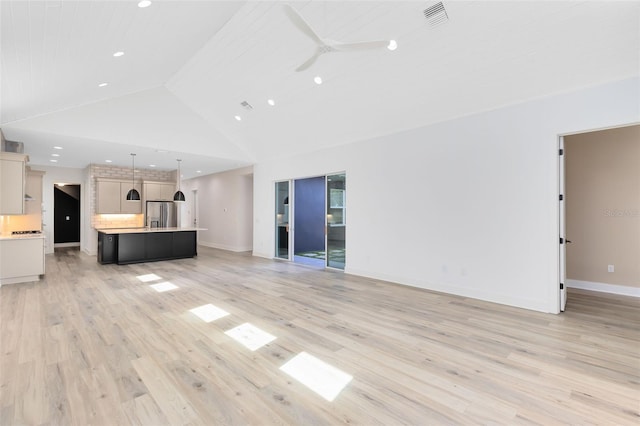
{"left": 96, "top": 227, "right": 205, "bottom": 234}
{"left": 97, "top": 228, "right": 203, "bottom": 265}
{"left": 0, "top": 233, "right": 46, "bottom": 240}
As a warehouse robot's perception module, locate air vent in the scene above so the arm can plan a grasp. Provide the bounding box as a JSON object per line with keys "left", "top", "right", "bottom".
{"left": 423, "top": 2, "right": 448, "bottom": 27}
{"left": 240, "top": 101, "right": 253, "bottom": 110}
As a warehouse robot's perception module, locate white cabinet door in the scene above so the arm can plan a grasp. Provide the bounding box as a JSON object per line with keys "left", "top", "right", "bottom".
{"left": 0, "top": 238, "right": 44, "bottom": 284}
{"left": 96, "top": 181, "right": 121, "bottom": 213}
{"left": 120, "top": 183, "right": 142, "bottom": 213}
{"left": 160, "top": 183, "right": 176, "bottom": 201}
{"left": 0, "top": 156, "right": 25, "bottom": 214}
{"left": 144, "top": 183, "right": 162, "bottom": 200}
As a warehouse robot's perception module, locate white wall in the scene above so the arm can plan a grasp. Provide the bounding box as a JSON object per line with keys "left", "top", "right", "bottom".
{"left": 182, "top": 166, "right": 253, "bottom": 252}
{"left": 253, "top": 77, "right": 640, "bottom": 314}
{"left": 29, "top": 165, "right": 89, "bottom": 254}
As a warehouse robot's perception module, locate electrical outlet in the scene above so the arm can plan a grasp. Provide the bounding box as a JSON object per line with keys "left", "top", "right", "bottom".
{"left": 608, "top": 265, "right": 615, "bottom": 273}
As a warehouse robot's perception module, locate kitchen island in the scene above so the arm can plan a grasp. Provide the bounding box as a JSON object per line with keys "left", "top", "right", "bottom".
{"left": 97, "top": 227, "right": 202, "bottom": 265}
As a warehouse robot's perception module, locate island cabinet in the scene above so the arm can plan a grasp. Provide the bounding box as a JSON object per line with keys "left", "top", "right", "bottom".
{"left": 0, "top": 152, "right": 27, "bottom": 215}
{"left": 97, "top": 229, "right": 197, "bottom": 265}
{"left": 96, "top": 179, "right": 142, "bottom": 214}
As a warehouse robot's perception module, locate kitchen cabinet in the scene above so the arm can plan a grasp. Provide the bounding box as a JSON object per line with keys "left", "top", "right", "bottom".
{"left": 0, "top": 236, "right": 45, "bottom": 286}
{"left": 96, "top": 179, "right": 142, "bottom": 214}
{"left": 0, "top": 152, "right": 27, "bottom": 215}
{"left": 26, "top": 169, "right": 44, "bottom": 216}
{"left": 144, "top": 181, "right": 175, "bottom": 201}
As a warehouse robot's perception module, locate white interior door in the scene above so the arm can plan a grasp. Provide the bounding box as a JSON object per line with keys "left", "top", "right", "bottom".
{"left": 559, "top": 137, "right": 567, "bottom": 312}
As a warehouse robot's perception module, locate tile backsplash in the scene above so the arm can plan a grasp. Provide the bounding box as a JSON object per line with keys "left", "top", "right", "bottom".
{"left": 93, "top": 214, "right": 144, "bottom": 229}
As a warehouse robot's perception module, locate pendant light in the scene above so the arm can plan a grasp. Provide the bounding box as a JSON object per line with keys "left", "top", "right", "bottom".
{"left": 125, "top": 153, "right": 140, "bottom": 201}
{"left": 173, "top": 159, "right": 186, "bottom": 202}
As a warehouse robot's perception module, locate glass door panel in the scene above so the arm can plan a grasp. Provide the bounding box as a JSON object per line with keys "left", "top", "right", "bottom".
{"left": 275, "top": 181, "right": 290, "bottom": 259}
{"left": 326, "top": 173, "right": 346, "bottom": 269}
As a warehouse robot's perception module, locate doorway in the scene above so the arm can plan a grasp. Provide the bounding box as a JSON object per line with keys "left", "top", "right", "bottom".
{"left": 274, "top": 173, "right": 347, "bottom": 270}
{"left": 54, "top": 184, "right": 81, "bottom": 247}
{"left": 559, "top": 124, "right": 640, "bottom": 311}
{"left": 293, "top": 176, "right": 326, "bottom": 267}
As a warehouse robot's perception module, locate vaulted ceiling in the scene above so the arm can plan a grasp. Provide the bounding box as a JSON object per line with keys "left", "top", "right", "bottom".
{"left": 1, "top": 1, "right": 638, "bottom": 178}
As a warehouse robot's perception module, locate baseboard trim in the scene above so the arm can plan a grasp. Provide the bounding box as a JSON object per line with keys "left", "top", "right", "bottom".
{"left": 566, "top": 279, "right": 640, "bottom": 297}
{"left": 199, "top": 241, "right": 253, "bottom": 253}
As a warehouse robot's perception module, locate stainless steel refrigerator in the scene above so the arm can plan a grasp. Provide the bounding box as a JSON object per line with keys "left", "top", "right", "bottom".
{"left": 146, "top": 201, "right": 177, "bottom": 228}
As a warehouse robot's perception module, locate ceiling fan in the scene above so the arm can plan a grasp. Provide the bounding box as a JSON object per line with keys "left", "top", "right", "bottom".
{"left": 283, "top": 4, "right": 396, "bottom": 72}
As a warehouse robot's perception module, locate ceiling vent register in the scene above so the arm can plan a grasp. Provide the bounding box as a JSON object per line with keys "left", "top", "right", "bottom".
{"left": 424, "top": 2, "right": 449, "bottom": 27}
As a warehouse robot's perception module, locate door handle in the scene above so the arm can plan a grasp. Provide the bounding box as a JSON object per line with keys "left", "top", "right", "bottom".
{"left": 566, "top": 240, "right": 572, "bottom": 243}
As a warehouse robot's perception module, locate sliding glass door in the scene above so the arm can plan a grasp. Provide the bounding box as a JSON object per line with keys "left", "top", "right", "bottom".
{"left": 326, "top": 173, "right": 346, "bottom": 269}
{"left": 275, "top": 181, "right": 290, "bottom": 260}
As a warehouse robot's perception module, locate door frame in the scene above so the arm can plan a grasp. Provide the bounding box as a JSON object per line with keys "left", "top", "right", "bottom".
{"left": 557, "top": 122, "right": 639, "bottom": 312}
{"left": 274, "top": 171, "right": 347, "bottom": 270}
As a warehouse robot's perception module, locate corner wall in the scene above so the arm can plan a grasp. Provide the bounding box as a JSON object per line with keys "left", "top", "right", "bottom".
{"left": 253, "top": 77, "right": 639, "bottom": 314}
{"left": 182, "top": 166, "right": 253, "bottom": 252}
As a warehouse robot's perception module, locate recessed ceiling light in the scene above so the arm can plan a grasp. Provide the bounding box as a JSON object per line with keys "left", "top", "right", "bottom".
{"left": 105, "top": 160, "right": 112, "bottom": 163}
{"left": 234, "top": 115, "right": 242, "bottom": 121}
{"left": 149, "top": 164, "right": 156, "bottom": 168}
{"left": 138, "top": 0, "right": 152, "bottom": 8}
{"left": 53, "top": 146, "right": 63, "bottom": 150}
{"left": 113, "top": 51, "right": 124, "bottom": 57}
{"left": 98, "top": 82, "right": 108, "bottom": 87}
{"left": 50, "top": 159, "right": 58, "bottom": 163}
{"left": 314, "top": 76, "right": 322, "bottom": 85}
{"left": 51, "top": 153, "right": 60, "bottom": 157}
{"left": 196, "top": 170, "right": 202, "bottom": 174}
{"left": 267, "top": 99, "right": 275, "bottom": 106}
{"left": 387, "top": 40, "right": 398, "bottom": 51}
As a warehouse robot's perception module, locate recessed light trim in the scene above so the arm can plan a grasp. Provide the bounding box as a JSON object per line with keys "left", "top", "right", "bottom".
{"left": 53, "top": 146, "right": 63, "bottom": 150}
{"left": 387, "top": 40, "right": 397, "bottom": 51}
{"left": 105, "top": 160, "right": 112, "bottom": 163}
{"left": 234, "top": 115, "right": 242, "bottom": 121}
{"left": 113, "top": 51, "right": 125, "bottom": 57}
{"left": 149, "top": 164, "right": 156, "bottom": 168}
{"left": 314, "top": 76, "right": 322, "bottom": 85}
{"left": 138, "top": 0, "right": 151, "bottom": 8}
{"left": 50, "top": 159, "right": 58, "bottom": 163}
{"left": 267, "top": 99, "right": 275, "bottom": 106}
{"left": 51, "top": 153, "right": 60, "bottom": 157}
{"left": 98, "top": 82, "right": 108, "bottom": 87}
{"left": 196, "top": 170, "right": 202, "bottom": 174}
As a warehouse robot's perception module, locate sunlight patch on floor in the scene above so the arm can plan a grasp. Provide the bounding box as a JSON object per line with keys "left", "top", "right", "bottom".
{"left": 225, "top": 323, "right": 276, "bottom": 351}
{"left": 280, "top": 352, "right": 352, "bottom": 401}
{"left": 149, "top": 282, "right": 179, "bottom": 292}
{"left": 189, "top": 304, "right": 230, "bottom": 322}
{"left": 136, "top": 273, "right": 162, "bottom": 282}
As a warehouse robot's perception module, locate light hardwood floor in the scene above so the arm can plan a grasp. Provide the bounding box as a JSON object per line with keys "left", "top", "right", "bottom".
{"left": 1, "top": 247, "right": 638, "bottom": 425}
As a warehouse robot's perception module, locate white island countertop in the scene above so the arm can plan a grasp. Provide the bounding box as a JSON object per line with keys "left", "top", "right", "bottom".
{"left": 96, "top": 227, "right": 206, "bottom": 235}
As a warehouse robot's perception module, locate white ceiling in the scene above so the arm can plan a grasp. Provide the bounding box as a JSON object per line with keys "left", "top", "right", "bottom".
{"left": 1, "top": 1, "right": 638, "bottom": 178}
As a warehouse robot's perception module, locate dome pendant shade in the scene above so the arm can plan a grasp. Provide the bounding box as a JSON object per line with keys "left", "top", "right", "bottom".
{"left": 125, "top": 153, "right": 140, "bottom": 201}
{"left": 173, "top": 159, "right": 185, "bottom": 203}
{"left": 126, "top": 188, "right": 141, "bottom": 200}
{"left": 173, "top": 190, "right": 186, "bottom": 202}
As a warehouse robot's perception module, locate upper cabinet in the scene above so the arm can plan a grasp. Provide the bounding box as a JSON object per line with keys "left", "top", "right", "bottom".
{"left": 96, "top": 179, "right": 142, "bottom": 214}
{"left": 0, "top": 152, "right": 27, "bottom": 215}
{"left": 144, "top": 181, "right": 175, "bottom": 201}
{"left": 26, "top": 169, "right": 45, "bottom": 216}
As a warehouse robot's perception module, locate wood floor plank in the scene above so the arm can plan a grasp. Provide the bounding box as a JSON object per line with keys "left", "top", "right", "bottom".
{"left": 0, "top": 247, "right": 638, "bottom": 424}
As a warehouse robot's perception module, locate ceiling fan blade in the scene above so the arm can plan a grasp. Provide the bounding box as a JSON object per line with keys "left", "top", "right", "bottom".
{"left": 331, "top": 40, "right": 390, "bottom": 52}
{"left": 295, "top": 51, "right": 322, "bottom": 72}
{"left": 283, "top": 4, "right": 324, "bottom": 45}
